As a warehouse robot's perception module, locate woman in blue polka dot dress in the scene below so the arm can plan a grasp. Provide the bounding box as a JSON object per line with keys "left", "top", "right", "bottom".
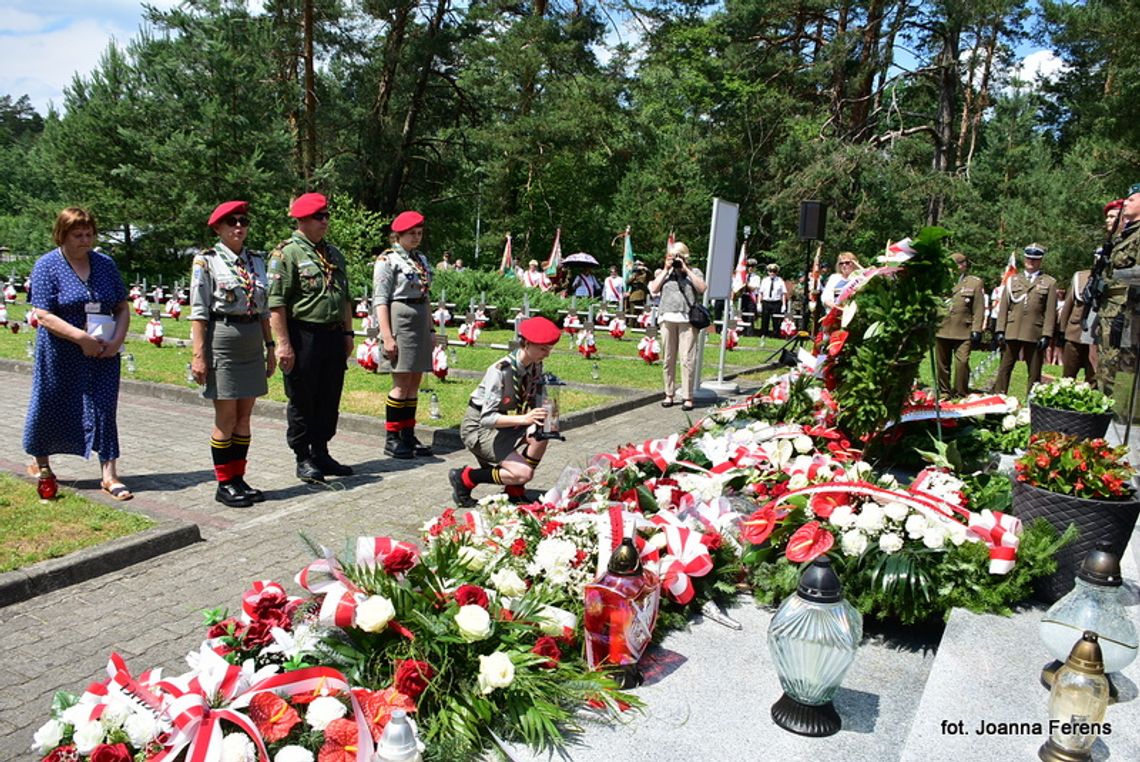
{"left": 22, "top": 208, "right": 133, "bottom": 499}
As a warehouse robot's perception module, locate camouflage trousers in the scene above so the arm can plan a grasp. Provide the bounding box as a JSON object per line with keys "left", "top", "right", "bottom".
{"left": 1096, "top": 344, "right": 1134, "bottom": 401}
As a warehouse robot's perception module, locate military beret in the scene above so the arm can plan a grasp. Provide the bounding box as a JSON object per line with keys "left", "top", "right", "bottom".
{"left": 1104, "top": 199, "right": 1124, "bottom": 215}
{"left": 207, "top": 200, "right": 248, "bottom": 226}
{"left": 951, "top": 252, "right": 968, "bottom": 265}
{"left": 289, "top": 192, "right": 328, "bottom": 218}
{"left": 1127, "top": 183, "right": 1140, "bottom": 198}
{"left": 519, "top": 316, "right": 561, "bottom": 345}
{"left": 391, "top": 211, "right": 425, "bottom": 233}
{"left": 1024, "top": 243, "right": 1046, "bottom": 258}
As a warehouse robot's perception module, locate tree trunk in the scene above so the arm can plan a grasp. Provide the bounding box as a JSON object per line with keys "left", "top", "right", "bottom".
{"left": 927, "top": 22, "right": 961, "bottom": 225}
{"left": 849, "top": 0, "right": 884, "bottom": 141}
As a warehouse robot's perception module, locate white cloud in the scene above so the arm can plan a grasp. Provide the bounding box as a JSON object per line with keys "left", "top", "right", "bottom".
{"left": 1013, "top": 49, "right": 1068, "bottom": 87}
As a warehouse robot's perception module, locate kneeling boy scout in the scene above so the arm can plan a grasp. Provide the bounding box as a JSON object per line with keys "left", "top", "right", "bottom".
{"left": 450, "top": 316, "right": 561, "bottom": 507}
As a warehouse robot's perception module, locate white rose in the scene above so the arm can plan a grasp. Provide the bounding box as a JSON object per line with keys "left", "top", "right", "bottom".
{"left": 31, "top": 719, "right": 65, "bottom": 753}
{"left": 60, "top": 704, "right": 90, "bottom": 727}
{"left": 947, "top": 522, "right": 969, "bottom": 547}
{"left": 922, "top": 524, "right": 948, "bottom": 549}
{"left": 882, "top": 501, "right": 909, "bottom": 522}
{"left": 455, "top": 604, "right": 493, "bottom": 641}
{"left": 124, "top": 712, "right": 162, "bottom": 747}
{"left": 221, "top": 732, "right": 257, "bottom": 762}
{"left": 458, "top": 545, "right": 489, "bottom": 571}
{"left": 72, "top": 720, "right": 105, "bottom": 755}
{"left": 1001, "top": 414, "right": 1017, "bottom": 431}
{"left": 275, "top": 746, "right": 316, "bottom": 762}
{"left": 841, "top": 529, "right": 868, "bottom": 557}
{"left": 879, "top": 473, "right": 899, "bottom": 489}
{"left": 355, "top": 594, "right": 396, "bottom": 633}
{"left": 878, "top": 532, "right": 905, "bottom": 554}
{"left": 489, "top": 568, "right": 527, "bottom": 597}
{"left": 537, "top": 605, "right": 577, "bottom": 636}
{"left": 904, "top": 514, "right": 928, "bottom": 539}
{"left": 792, "top": 434, "right": 814, "bottom": 454}
{"left": 100, "top": 700, "right": 130, "bottom": 729}
{"left": 854, "top": 503, "right": 885, "bottom": 533}
{"left": 477, "top": 651, "right": 516, "bottom": 694}
{"left": 787, "top": 472, "right": 809, "bottom": 491}
{"left": 305, "top": 695, "right": 347, "bottom": 731}
{"left": 850, "top": 461, "right": 874, "bottom": 480}
{"left": 828, "top": 504, "right": 856, "bottom": 529}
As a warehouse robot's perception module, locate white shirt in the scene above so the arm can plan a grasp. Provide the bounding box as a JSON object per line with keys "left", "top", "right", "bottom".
{"left": 603, "top": 275, "right": 624, "bottom": 303}
{"left": 758, "top": 275, "right": 787, "bottom": 302}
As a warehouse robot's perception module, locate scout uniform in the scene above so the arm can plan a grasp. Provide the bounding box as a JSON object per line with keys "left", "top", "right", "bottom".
{"left": 450, "top": 316, "right": 561, "bottom": 507}
{"left": 373, "top": 210, "right": 434, "bottom": 459}
{"left": 191, "top": 200, "right": 271, "bottom": 508}
{"left": 267, "top": 193, "right": 352, "bottom": 479}
{"left": 934, "top": 253, "right": 986, "bottom": 397}
{"left": 992, "top": 244, "right": 1057, "bottom": 395}
{"left": 1059, "top": 269, "right": 1096, "bottom": 384}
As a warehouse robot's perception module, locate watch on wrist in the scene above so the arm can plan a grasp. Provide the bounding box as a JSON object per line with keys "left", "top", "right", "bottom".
{"left": 265, "top": 340, "right": 276, "bottom": 348}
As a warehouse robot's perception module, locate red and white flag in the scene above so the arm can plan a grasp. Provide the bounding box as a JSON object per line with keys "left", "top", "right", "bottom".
{"left": 544, "top": 228, "right": 562, "bottom": 276}
{"left": 498, "top": 233, "right": 514, "bottom": 276}
{"left": 731, "top": 238, "right": 748, "bottom": 296}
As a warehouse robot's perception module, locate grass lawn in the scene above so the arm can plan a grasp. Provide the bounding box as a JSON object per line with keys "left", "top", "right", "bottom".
{"left": 0, "top": 472, "right": 155, "bottom": 572}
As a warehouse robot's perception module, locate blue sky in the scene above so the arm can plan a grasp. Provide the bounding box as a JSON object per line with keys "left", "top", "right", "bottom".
{"left": 2, "top": 1, "right": 1063, "bottom": 115}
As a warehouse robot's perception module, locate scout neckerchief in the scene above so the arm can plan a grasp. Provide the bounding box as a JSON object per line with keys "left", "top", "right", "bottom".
{"left": 508, "top": 349, "right": 538, "bottom": 413}
{"left": 388, "top": 244, "right": 431, "bottom": 297}
{"left": 312, "top": 240, "right": 338, "bottom": 290}
{"left": 230, "top": 249, "right": 258, "bottom": 316}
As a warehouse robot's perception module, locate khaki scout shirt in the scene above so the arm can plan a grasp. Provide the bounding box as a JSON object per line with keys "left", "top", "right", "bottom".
{"left": 469, "top": 353, "right": 543, "bottom": 429}
{"left": 188, "top": 242, "right": 269, "bottom": 321}
{"left": 266, "top": 231, "right": 349, "bottom": 325}
{"left": 372, "top": 244, "right": 432, "bottom": 305}
{"left": 936, "top": 274, "right": 986, "bottom": 340}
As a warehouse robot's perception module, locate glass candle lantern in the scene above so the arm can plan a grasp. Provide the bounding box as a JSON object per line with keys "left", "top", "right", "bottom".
{"left": 534, "top": 373, "right": 567, "bottom": 441}
{"left": 36, "top": 466, "right": 58, "bottom": 501}
{"left": 1040, "top": 542, "right": 1138, "bottom": 695}
{"left": 1039, "top": 632, "right": 1110, "bottom": 762}
{"left": 767, "top": 557, "right": 862, "bottom": 737}
{"left": 584, "top": 537, "right": 661, "bottom": 688}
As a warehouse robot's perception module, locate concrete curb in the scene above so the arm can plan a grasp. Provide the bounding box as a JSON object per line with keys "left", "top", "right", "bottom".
{"left": 0, "top": 521, "right": 202, "bottom": 608}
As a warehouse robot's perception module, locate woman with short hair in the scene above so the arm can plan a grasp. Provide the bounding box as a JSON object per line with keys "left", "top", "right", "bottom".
{"left": 648, "top": 241, "right": 707, "bottom": 411}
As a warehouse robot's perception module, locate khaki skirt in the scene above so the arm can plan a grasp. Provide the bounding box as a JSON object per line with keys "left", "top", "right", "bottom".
{"left": 392, "top": 300, "right": 432, "bottom": 373}
{"left": 203, "top": 319, "right": 267, "bottom": 400}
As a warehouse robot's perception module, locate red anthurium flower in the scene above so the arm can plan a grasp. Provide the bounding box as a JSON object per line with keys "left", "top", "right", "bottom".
{"left": 785, "top": 521, "right": 834, "bottom": 563}
{"left": 318, "top": 718, "right": 359, "bottom": 762}
{"left": 248, "top": 691, "right": 302, "bottom": 743}
{"left": 453, "top": 584, "right": 489, "bottom": 609}
{"left": 352, "top": 687, "right": 417, "bottom": 741}
{"left": 809, "top": 492, "right": 846, "bottom": 519}
{"left": 739, "top": 506, "right": 778, "bottom": 546}
{"left": 826, "top": 330, "right": 848, "bottom": 357}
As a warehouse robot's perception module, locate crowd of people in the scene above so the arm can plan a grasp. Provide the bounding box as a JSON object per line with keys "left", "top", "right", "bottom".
{"left": 18, "top": 184, "right": 1140, "bottom": 506}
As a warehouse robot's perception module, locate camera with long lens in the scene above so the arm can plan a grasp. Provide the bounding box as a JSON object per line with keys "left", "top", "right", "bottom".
{"left": 672, "top": 258, "right": 684, "bottom": 271}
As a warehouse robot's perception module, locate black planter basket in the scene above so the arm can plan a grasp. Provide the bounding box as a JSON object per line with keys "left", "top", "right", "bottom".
{"left": 1011, "top": 479, "right": 1140, "bottom": 603}
{"left": 1029, "top": 402, "right": 1112, "bottom": 440}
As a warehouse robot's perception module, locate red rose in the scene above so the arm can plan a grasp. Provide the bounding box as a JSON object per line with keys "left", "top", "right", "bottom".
{"left": 206, "top": 616, "right": 242, "bottom": 640}
{"left": 42, "top": 745, "right": 77, "bottom": 762}
{"left": 531, "top": 636, "right": 562, "bottom": 668}
{"left": 700, "top": 530, "right": 722, "bottom": 551}
{"left": 382, "top": 546, "right": 418, "bottom": 575}
{"left": 89, "top": 744, "right": 132, "bottom": 762}
{"left": 453, "top": 584, "right": 489, "bottom": 609}
{"left": 394, "top": 659, "right": 435, "bottom": 699}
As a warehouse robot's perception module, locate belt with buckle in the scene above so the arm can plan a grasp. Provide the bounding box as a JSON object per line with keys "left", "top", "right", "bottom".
{"left": 211, "top": 312, "right": 260, "bottom": 325}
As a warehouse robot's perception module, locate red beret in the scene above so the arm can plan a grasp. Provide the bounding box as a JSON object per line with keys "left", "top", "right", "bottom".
{"left": 207, "top": 200, "right": 248, "bottom": 226}
{"left": 1104, "top": 199, "right": 1124, "bottom": 215}
{"left": 289, "top": 192, "right": 328, "bottom": 218}
{"left": 519, "top": 316, "right": 561, "bottom": 345}
{"left": 391, "top": 210, "right": 425, "bottom": 233}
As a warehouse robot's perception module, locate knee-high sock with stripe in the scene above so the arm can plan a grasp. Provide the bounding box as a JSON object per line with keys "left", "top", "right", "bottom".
{"left": 386, "top": 394, "right": 418, "bottom": 433}
{"left": 230, "top": 434, "right": 250, "bottom": 478}
{"left": 401, "top": 397, "right": 418, "bottom": 432}
{"left": 461, "top": 465, "right": 501, "bottom": 489}
{"left": 211, "top": 437, "right": 235, "bottom": 483}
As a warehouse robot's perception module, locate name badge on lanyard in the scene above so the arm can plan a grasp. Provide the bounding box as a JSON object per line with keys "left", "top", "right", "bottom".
{"left": 84, "top": 302, "right": 104, "bottom": 314}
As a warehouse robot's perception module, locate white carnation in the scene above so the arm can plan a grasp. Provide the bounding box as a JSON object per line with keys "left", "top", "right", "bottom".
{"left": 489, "top": 568, "right": 527, "bottom": 597}
{"left": 355, "top": 594, "right": 396, "bottom": 633}
{"left": 275, "top": 746, "right": 316, "bottom": 762}
{"left": 72, "top": 720, "right": 106, "bottom": 755}
{"left": 854, "top": 503, "right": 885, "bottom": 533}
{"left": 477, "top": 651, "right": 516, "bottom": 694}
{"left": 30, "top": 719, "right": 65, "bottom": 753}
{"left": 828, "top": 504, "right": 856, "bottom": 529}
{"left": 905, "top": 514, "right": 928, "bottom": 539}
{"left": 454, "top": 604, "right": 493, "bottom": 641}
{"left": 124, "top": 712, "right": 162, "bottom": 747}
{"left": 305, "top": 696, "right": 347, "bottom": 730}
{"left": 882, "top": 501, "right": 910, "bottom": 522}
{"left": 530, "top": 537, "right": 577, "bottom": 575}
{"left": 947, "top": 522, "right": 969, "bottom": 547}
{"left": 221, "top": 732, "right": 257, "bottom": 762}
{"left": 841, "top": 529, "right": 869, "bottom": 557}
{"left": 878, "top": 532, "right": 905, "bottom": 554}
{"left": 922, "top": 524, "right": 948, "bottom": 549}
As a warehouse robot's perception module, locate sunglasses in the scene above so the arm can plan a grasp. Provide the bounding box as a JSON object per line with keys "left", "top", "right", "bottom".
{"left": 309, "top": 211, "right": 331, "bottom": 221}
{"left": 222, "top": 215, "right": 250, "bottom": 227}
{"left": 838, "top": 260, "right": 855, "bottom": 266}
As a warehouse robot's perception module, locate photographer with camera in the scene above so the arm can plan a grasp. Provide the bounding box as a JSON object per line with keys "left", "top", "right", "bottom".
{"left": 649, "top": 241, "right": 707, "bottom": 411}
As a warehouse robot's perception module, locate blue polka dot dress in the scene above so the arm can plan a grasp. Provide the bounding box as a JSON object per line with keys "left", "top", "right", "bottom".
{"left": 22, "top": 249, "right": 128, "bottom": 461}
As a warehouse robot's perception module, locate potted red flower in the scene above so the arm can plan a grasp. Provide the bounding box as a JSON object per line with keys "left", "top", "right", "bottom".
{"left": 1012, "top": 431, "right": 1140, "bottom": 601}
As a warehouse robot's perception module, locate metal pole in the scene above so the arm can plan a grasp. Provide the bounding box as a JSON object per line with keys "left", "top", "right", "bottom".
{"left": 474, "top": 179, "right": 482, "bottom": 264}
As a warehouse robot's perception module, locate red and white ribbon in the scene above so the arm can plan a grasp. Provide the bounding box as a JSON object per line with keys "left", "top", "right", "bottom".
{"left": 648, "top": 513, "right": 714, "bottom": 604}
{"left": 967, "top": 509, "right": 1022, "bottom": 574}
{"left": 146, "top": 319, "right": 164, "bottom": 346}
{"left": 356, "top": 338, "right": 380, "bottom": 372}
{"left": 637, "top": 335, "right": 660, "bottom": 364}
{"left": 577, "top": 330, "right": 597, "bottom": 358}
{"left": 609, "top": 318, "right": 626, "bottom": 339}
{"left": 431, "top": 343, "right": 448, "bottom": 379}
{"left": 354, "top": 536, "right": 422, "bottom": 570}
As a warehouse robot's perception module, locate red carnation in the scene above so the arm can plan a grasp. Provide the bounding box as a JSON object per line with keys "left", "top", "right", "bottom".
{"left": 394, "top": 660, "right": 435, "bottom": 700}
{"left": 510, "top": 538, "right": 528, "bottom": 556}
{"left": 453, "top": 584, "right": 489, "bottom": 609}
{"left": 89, "top": 744, "right": 132, "bottom": 762}
{"left": 382, "top": 545, "right": 418, "bottom": 574}
{"left": 42, "top": 746, "right": 78, "bottom": 762}
{"left": 531, "top": 636, "right": 562, "bottom": 668}
{"left": 700, "top": 530, "right": 723, "bottom": 551}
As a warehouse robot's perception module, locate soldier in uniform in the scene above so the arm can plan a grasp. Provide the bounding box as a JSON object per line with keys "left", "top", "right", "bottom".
{"left": 1059, "top": 265, "right": 1096, "bottom": 384}
{"left": 992, "top": 244, "right": 1057, "bottom": 396}
{"left": 374, "top": 210, "right": 434, "bottom": 459}
{"left": 267, "top": 193, "right": 355, "bottom": 483}
{"left": 190, "top": 200, "right": 276, "bottom": 507}
{"left": 1098, "top": 189, "right": 1140, "bottom": 399}
{"left": 934, "top": 252, "right": 986, "bottom": 397}
{"left": 449, "top": 316, "right": 561, "bottom": 507}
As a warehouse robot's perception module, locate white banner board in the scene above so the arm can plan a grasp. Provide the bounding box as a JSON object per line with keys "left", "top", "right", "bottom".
{"left": 705, "top": 198, "right": 739, "bottom": 300}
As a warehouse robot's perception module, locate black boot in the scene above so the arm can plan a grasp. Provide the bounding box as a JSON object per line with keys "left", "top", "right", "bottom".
{"left": 449, "top": 468, "right": 476, "bottom": 507}
{"left": 216, "top": 481, "right": 253, "bottom": 508}
{"left": 401, "top": 426, "right": 433, "bottom": 457}
{"left": 295, "top": 458, "right": 325, "bottom": 484}
{"left": 385, "top": 430, "right": 414, "bottom": 459}
{"left": 312, "top": 448, "right": 353, "bottom": 476}
{"left": 231, "top": 477, "right": 265, "bottom": 503}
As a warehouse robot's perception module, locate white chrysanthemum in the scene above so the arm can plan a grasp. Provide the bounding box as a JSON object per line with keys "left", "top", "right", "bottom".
{"left": 854, "top": 503, "right": 885, "bottom": 533}
{"left": 305, "top": 696, "right": 348, "bottom": 730}
{"left": 124, "top": 711, "right": 162, "bottom": 747}
{"left": 841, "top": 529, "right": 868, "bottom": 557}
{"left": 221, "top": 732, "right": 257, "bottom": 762}
{"left": 275, "top": 746, "right": 316, "bottom": 762}
{"left": 882, "top": 501, "right": 910, "bottom": 523}
{"left": 879, "top": 532, "right": 905, "bottom": 554}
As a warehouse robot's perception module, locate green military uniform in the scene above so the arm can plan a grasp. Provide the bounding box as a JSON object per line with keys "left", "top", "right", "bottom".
{"left": 935, "top": 271, "right": 986, "bottom": 397}
{"left": 992, "top": 268, "right": 1058, "bottom": 395}
{"left": 1059, "top": 270, "right": 1096, "bottom": 383}
{"left": 1097, "top": 221, "right": 1140, "bottom": 398}
{"left": 267, "top": 231, "right": 351, "bottom": 460}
